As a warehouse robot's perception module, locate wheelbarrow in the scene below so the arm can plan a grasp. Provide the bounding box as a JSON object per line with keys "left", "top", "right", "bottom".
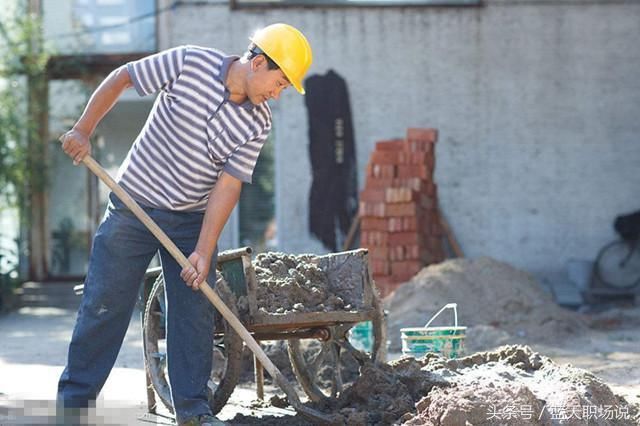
{"left": 141, "top": 246, "right": 387, "bottom": 415}
{"left": 67, "top": 150, "right": 386, "bottom": 422}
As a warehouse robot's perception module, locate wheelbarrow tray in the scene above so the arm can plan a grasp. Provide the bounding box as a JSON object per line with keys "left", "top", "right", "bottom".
{"left": 241, "top": 248, "right": 378, "bottom": 331}
{"left": 249, "top": 309, "right": 377, "bottom": 331}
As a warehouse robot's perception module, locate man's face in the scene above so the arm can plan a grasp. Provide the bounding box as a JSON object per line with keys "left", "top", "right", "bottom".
{"left": 246, "top": 55, "right": 291, "bottom": 105}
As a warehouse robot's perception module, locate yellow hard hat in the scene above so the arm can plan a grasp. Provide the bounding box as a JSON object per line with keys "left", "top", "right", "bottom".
{"left": 250, "top": 23, "right": 313, "bottom": 95}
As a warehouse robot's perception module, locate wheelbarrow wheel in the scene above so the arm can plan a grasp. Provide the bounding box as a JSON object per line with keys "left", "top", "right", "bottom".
{"left": 287, "top": 284, "right": 387, "bottom": 404}
{"left": 143, "top": 273, "right": 243, "bottom": 414}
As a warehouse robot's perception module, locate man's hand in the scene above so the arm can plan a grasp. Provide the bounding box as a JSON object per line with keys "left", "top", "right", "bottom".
{"left": 180, "top": 251, "right": 211, "bottom": 291}
{"left": 60, "top": 128, "right": 92, "bottom": 165}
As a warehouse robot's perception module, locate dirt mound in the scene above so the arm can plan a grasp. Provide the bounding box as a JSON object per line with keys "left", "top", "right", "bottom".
{"left": 227, "top": 345, "right": 638, "bottom": 425}
{"left": 402, "top": 345, "right": 639, "bottom": 425}
{"left": 385, "top": 257, "right": 588, "bottom": 352}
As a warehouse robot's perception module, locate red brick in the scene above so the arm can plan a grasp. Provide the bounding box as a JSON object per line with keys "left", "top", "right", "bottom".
{"left": 398, "top": 151, "right": 412, "bottom": 164}
{"left": 359, "top": 201, "right": 387, "bottom": 217}
{"left": 386, "top": 202, "right": 419, "bottom": 217}
{"left": 407, "top": 178, "right": 426, "bottom": 191}
{"left": 365, "top": 177, "right": 394, "bottom": 190}
{"left": 360, "top": 189, "right": 386, "bottom": 203}
{"left": 409, "top": 139, "right": 436, "bottom": 153}
{"left": 410, "top": 150, "right": 435, "bottom": 165}
{"left": 404, "top": 245, "right": 420, "bottom": 259}
{"left": 360, "top": 218, "right": 374, "bottom": 231}
{"left": 361, "top": 202, "right": 376, "bottom": 217}
{"left": 371, "top": 259, "right": 391, "bottom": 275}
{"left": 375, "top": 139, "right": 406, "bottom": 151}
{"left": 368, "top": 246, "right": 390, "bottom": 260}
{"left": 389, "top": 245, "right": 404, "bottom": 262}
{"left": 370, "top": 150, "right": 401, "bottom": 165}
{"left": 370, "top": 164, "right": 396, "bottom": 179}
{"left": 406, "top": 128, "right": 438, "bottom": 143}
{"left": 403, "top": 217, "right": 417, "bottom": 231}
{"left": 366, "top": 177, "right": 423, "bottom": 191}
{"left": 385, "top": 217, "right": 395, "bottom": 232}
{"left": 418, "top": 214, "right": 442, "bottom": 236}
{"left": 365, "top": 231, "right": 389, "bottom": 246}
{"left": 385, "top": 188, "right": 397, "bottom": 203}
{"left": 385, "top": 188, "right": 419, "bottom": 204}
{"left": 420, "top": 195, "right": 436, "bottom": 210}
{"left": 386, "top": 187, "right": 420, "bottom": 203}
{"left": 388, "top": 232, "right": 421, "bottom": 246}
{"left": 360, "top": 217, "right": 380, "bottom": 232}
{"left": 397, "top": 165, "right": 432, "bottom": 180}
{"left": 422, "top": 182, "right": 437, "bottom": 197}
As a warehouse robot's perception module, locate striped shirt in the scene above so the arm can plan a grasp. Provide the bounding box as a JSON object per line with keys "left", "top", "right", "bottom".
{"left": 117, "top": 45, "right": 272, "bottom": 211}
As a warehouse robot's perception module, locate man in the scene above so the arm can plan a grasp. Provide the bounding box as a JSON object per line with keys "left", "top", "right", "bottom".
{"left": 57, "top": 23, "right": 312, "bottom": 425}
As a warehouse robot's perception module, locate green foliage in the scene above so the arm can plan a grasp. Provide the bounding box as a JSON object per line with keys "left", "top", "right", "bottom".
{"left": 0, "top": 1, "right": 50, "bottom": 208}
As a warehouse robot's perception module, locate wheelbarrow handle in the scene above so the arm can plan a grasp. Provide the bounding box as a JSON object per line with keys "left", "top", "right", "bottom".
{"left": 75, "top": 153, "right": 336, "bottom": 424}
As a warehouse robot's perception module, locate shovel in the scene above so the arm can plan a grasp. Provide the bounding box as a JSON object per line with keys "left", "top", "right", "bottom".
{"left": 68, "top": 148, "right": 336, "bottom": 424}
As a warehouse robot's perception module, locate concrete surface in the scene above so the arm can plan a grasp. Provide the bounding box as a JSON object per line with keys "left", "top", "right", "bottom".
{"left": 0, "top": 282, "right": 294, "bottom": 425}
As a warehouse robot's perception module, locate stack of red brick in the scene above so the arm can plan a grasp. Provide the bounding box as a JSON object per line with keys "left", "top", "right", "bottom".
{"left": 360, "top": 128, "right": 444, "bottom": 297}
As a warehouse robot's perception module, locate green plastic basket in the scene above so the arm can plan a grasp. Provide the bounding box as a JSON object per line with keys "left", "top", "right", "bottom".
{"left": 401, "top": 303, "right": 466, "bottom": 359}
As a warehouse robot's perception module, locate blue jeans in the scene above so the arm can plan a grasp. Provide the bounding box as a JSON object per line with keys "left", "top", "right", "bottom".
{"left": 57, "top": 193, "right": 217, "bottom": 423}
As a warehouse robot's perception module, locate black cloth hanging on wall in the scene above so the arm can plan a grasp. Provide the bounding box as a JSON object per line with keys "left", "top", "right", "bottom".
{"left": 305, "top": 70, "right": 358, "bottom": 251}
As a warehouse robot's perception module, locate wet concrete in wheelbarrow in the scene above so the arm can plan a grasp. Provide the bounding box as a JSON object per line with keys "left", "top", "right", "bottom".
{"left": 252, "top": 252, "right": 365, "bottom": 314}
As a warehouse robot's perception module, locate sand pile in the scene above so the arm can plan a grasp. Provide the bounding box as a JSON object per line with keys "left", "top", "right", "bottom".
{"left": 385, "top": 257, "right": 588, "bottom": 352}
{"left": 228, "top": 345, "right": 639, "bottom": 425}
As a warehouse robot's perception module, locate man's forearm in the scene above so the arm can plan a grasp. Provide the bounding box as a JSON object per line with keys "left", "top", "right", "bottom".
{"left": 74, "top": 65, "right": 133, "bottom": 136}
{"left": 195, "top": 173, "right": 243, "bottom": 259}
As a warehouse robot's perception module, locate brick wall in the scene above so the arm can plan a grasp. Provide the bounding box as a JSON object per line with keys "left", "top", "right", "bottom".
{"left": 360, "top": 128, "right": 444, "bottom": 298}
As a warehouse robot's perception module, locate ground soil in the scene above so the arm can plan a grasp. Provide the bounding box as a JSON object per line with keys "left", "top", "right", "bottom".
{"left": 228, "top": 345, "right": 640, "bottom": 425}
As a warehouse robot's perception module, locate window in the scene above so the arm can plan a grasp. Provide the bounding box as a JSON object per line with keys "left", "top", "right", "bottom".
{"left": 44, "top": 0, "right": 156, "bottom": 55}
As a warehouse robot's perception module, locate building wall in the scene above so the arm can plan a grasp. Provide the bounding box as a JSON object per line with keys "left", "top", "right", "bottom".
{"left": 162, "top": 0, "right": 640, "bottom": 285}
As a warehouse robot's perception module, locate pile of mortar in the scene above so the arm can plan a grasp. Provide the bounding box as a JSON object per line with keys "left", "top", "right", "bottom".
{"left": 252, "top": 252, "right": 363, "bottom": 314}
{"left": 228, "top": 345, "right": 640, "bottom": 425}
{"left": 385, "top": 257, "right": 588, "bottom": 352}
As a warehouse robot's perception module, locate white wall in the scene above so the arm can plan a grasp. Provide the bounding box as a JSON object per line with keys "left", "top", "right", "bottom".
{"left": 160, "top": 0, "right": 640, "bottom": 286}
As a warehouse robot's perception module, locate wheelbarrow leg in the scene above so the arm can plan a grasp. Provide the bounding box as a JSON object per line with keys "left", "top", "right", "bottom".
{"left": 254, "top": 355, "right": 264, "bottom": 400}
{"left": 145, "top": 368, "right": 157, "bottom": 414}
{"left": 142, "top": 275, "right": 157, "bottom": 414}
